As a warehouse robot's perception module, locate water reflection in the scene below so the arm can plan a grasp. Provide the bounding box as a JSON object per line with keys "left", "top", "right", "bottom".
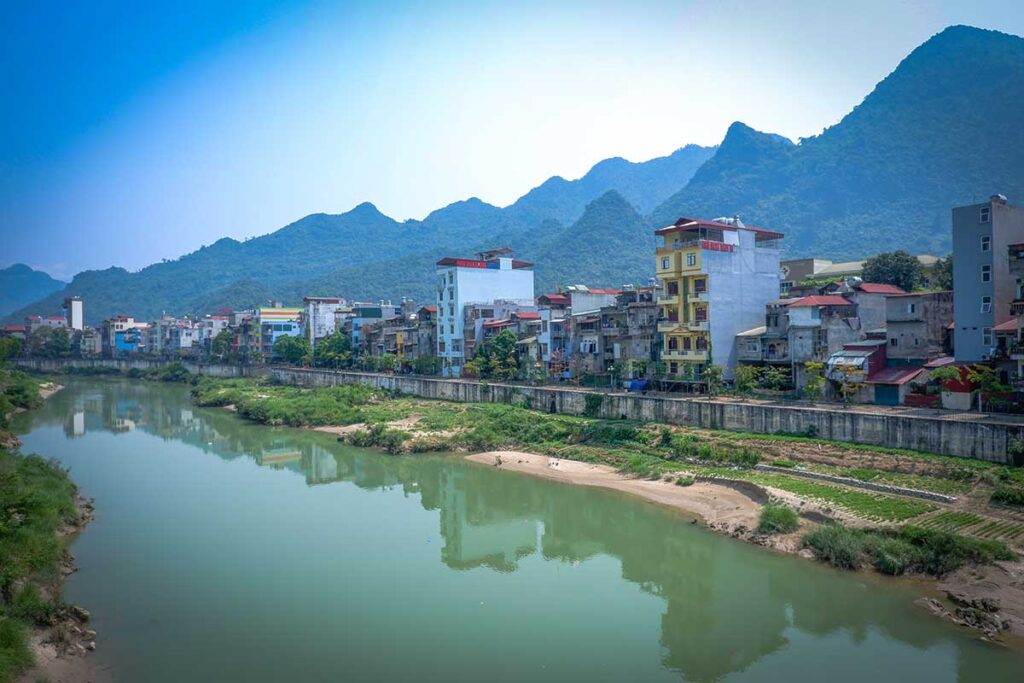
{"left": 16, "top": 379, "right": 1021, "bottom": 682}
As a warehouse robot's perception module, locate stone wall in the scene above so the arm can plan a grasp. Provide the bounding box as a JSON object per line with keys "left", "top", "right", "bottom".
{"left": 15, "top": 357, "right": 263, "bottom": 379}
{"left": 271, "top": 367, "right": 1021, "bottom": 464}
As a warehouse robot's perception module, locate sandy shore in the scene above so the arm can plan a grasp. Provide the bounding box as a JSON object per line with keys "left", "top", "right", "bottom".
{"left": 39, "top": 381, "right": 64, "bottom": 401}
{"left": 465, "top": 450, "right": 762, "bottom": 534}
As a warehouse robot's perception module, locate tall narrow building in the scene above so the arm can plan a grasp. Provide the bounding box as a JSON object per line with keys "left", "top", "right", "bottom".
{"left": 435, "top": 249, "right": 534, "bottom": 377}
{"left": 655, "top": 217, "right": 782, "bottom": 382}
{"left": 952, "top": 195, "right": 1024, "bottom": 361}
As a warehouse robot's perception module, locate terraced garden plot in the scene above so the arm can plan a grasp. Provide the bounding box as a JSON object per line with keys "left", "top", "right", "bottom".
{"left": 915, "top": 510, "right": 983, "bottom": 533}
{"left": 971, "top": 519, "right": 1024, "bottom": 545}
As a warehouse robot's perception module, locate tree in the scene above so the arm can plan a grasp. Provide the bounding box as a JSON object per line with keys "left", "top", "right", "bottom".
{"left": 733, "top": 365, "right": 760, "bottom": 395}
{"left": 966, "top": 365, "right": 1011, "bottom": 412}
{"left": 469, "top": 330, "right": 519, "bottom": 380}
{"left": 0, "top": 337, "right": 22, "bottom": 361}
{"left": 802, "top": 361, "right": 825, "bottom": 400}
{"left": 928, "top": 365, "right": 962, "bottom": 391}
{"left": 861, "top": 251, "right": 923, "bottom": 292}
{"left": 834, "top": 362, "right": 866, "bottom": 403}
{"left": 49, "top": 328, "right": 72, "bottom": 358}
{"left": 210, "top": 329, "right": 233, "bottom": 362}
{"left": 25, "top": 327, "right": 52, "bottom": 357}
{"left": 702, "top": 364, "right": 724, "bottom": 396}
{"left": 760, "top": 365, "right": 789, "bottom": 391}
{"left": 932, "top": 254, "right": 953, "bottom": 290}
{"left": 272, "top": 334, "right": 310, "bottom": 365}
{"left": 312, "top": 331, "right": 352, "bottom": 368}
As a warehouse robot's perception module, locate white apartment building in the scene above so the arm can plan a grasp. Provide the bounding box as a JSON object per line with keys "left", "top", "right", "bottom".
{"left": 435, "top": 249, "right": 535, "bottom": 377}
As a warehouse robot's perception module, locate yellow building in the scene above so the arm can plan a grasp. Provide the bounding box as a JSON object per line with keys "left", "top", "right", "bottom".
{"left": 656, "top": 217, "right": 783, "bottom": 382}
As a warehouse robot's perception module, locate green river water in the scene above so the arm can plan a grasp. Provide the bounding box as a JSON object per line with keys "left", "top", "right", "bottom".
{"left": 12, "top": 379, "right": 1024, "bottom": 682}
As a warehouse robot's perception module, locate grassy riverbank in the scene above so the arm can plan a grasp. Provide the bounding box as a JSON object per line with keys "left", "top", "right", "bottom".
{"left": 0, "top": 366, "right": 84, "bottom": 682}
{"left": 186, "top": 377, "right": 1024, "bottom": 546}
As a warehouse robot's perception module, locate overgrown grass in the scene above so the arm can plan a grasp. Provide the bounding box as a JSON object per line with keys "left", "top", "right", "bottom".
{"left": 0, "top": 449, "right": 80, "bottom": 682}
{"left": 991, "top": 484, "right": 1024, "bottom": 509}
{"left": 802, "top": 523, "right": 1015, "bottom": 576}
{"left": 758, "top": 504, "right": 799, "bottom": 534}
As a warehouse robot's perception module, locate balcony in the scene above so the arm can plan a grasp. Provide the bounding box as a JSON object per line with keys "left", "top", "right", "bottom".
{"left": 658, "top": 319, "right": 682, "bottom": 333}
{"left": 662, "top": 349, "right": 708, "bottom": 362}
{"left": 690, "top": 289, "right": 707, "bottom": 302}
{"left": 685, "top": 319, "right": 709, "bottom": 332}
{"left": 658, "top": 294, "right": 679, "bottom": 307}
{"left": 1011, "top": 344, "right": 1024, "bottom": 360}
{"left": 1011, "top": 300, "right": 1024, "bottom": 316}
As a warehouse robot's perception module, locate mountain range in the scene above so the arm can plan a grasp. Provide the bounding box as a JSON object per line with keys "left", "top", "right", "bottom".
{"left": 8, "top": 25, "right": 1024, "bottom": 325}
{"left": 0, "top": 264, "right": 65, "bottom": 319}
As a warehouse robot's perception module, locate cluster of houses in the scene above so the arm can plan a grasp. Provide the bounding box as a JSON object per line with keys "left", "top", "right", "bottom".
{"left": 4, "top": 196, "right": 1023, "bottom": 409}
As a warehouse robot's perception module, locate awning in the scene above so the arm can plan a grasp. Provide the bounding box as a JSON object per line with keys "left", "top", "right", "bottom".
{"left": 516, "top": 336, "right": 538, "bottom": 345}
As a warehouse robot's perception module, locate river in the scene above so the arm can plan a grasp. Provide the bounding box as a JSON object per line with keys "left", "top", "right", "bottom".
{"left": 12, "top": 379, "right": 1024, "bottom": 681}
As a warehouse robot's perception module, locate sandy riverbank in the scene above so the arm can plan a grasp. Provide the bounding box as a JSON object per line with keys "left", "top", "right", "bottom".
{"left": 465, "top": 450, "right": 764, "bottom": 535}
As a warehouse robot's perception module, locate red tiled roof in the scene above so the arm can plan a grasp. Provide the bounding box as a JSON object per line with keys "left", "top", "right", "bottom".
{"left": 785, "top": 295, "right": 852, "bottom": 308}
{"left": 483, "top": 319, "right": 515, "bottom": 329}
{"left": 539, "top": 293, "right": 569, "bottom": 305}
{"left": 994, "top": 319, "right": 1019, "bottom": 332}
{"left": 436, "top": 257, "right": 533, "bottom": 269}
{"left": 867, "top": 367, "right": 924, "bottom": 385}
{"left": 655, "top": 216, "right": 784, "bottom": 240}
{"left": 855, "top": 283, "right": 906, "bottom": 294}
{"left": 512, "top": 311, "right": 539, "bottom": 320}
{"left": 1, "top": 325, "right": 27, "bottom": 332}
{"left": 923, "top": 356, "right": 955, "bottom": 368}
{"left": 586, "top": 288, "right": 623, "bottom": 295}
{"left": 420, "top": 305, "right": 437, "bottom": 313}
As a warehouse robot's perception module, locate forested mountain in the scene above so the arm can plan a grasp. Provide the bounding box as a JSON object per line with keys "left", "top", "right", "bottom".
{"left": 0, "top": 264, "right": 65, "bottom": 318}
{"left": 7, "top": 145, "right": 713, "bottom": 323}
{"left": 651, "top": 25, "right": 1024, "bottom": 258}
{"left": 8, "top": 25, "right": 1024, "bottom": 324}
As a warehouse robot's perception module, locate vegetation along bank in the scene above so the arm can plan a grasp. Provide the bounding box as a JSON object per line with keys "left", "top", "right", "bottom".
{"left": 181, "top": 372, "right": 1024, "bottom": 641}
{"left": 0, "top": 366, "right": 100, "bottom": 683}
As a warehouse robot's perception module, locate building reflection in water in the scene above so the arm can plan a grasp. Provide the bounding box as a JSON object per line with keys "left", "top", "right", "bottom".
{"left": 20, "top": 379, "right": 1003, "bottom": 683}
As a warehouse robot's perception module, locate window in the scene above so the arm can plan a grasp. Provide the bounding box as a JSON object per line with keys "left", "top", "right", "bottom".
{"left": 981, "top": 265, "right": 991, "bottom": 283}
{"left": 449, "top": 324, "right": 455, "bottom": 334}
{"left": 694, "top": 278, "right": 706, "bottom": 293}
{"left": 683, "top": 337, "right": 692, "bottom": 350}
{"left": 661, "top": 257, "right": 670, "bottom": 270}
{"left": 981, "top": 235, "right": 991, "bottom": 252}
{"left": 669, "top": 362, "right": 678, "bottom": 374}
{"left": 982, "top": 327, "right": 993, "bottom": 347}
{"left": 668, "top": 337, "right": 678, "bottom": 351}
{"left": 981, "top": 296, "right": 992, "bottom": 313}
{"left": 890, "top": 338, "right": 898, "bottom": 347}
{"left": 667, "top": 281, "right": 678, "bottom": 296}
{"left": 907, "top": 303, "right": 917, "bottom": 314}
{"left": 980, "top": 206, "right": 991, "bottom": 223}
{"left": 686, "top": 253, "right": 696, "bottom": 267}
{"left": 438, "top": 341, "right": 446, "bottom": 353}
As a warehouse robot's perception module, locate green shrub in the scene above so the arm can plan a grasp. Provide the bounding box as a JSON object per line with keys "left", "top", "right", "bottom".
{"left": 675, "top": 476, "right": 695, "bottom": 487}
{"left": 898, "top": 526, "right": 1014, "bottom": 575}
{"left": 991, "top": 484, "right": 1024, "bottom": 508}
{"left": 872, "top": 537, "right": 921, "bottom": 575}
{"left": 0, "top": 617, "right": 32, "bottom": 682}
{"left": 758, "top": 504, "right": 799, "bottom": 534}
{"left": 583, "top": 393, "right": 604, "bottom": 418}
{"left": 772, "top": 459, "right": 797, "bottom": 468}
{"left": 802, "top": 524, "right": 866, "bottom": 569}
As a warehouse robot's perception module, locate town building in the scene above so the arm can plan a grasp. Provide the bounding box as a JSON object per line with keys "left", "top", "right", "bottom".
{"left": 780, "top": 254, "right": 941, "bottom": 295}
{"left": 1002, "top": 242, "right": 1024, "bottom": 388}
{"left": 63, "top": 296, "right": 84, "bottom": 331}
{"left": 885, "top": 291, "right": 953, "bottom": 364}
{"left": 953, "top": 195, "right": 1024, "bottom": 362}
{"left": 256, "top": 307, "right": 303, "bottom": 356}
{"left": 655, "top": 216, "right": 783, "bottom": 382}
{"left": 303, "top": 296, "right": 349, "bottom": 348}
{"left": 101, "top": 316, "right": 147, "bottom": 356}
{"left": 537, "top": 293, "right": 571, "bottom": 379}
{"left": 348, "top": 303, "right": 400, "bottom": 355}
{"left": 435, "top": 249, "right": 534, "bottom": 377}
{"left": 26, "top": 315, "right": 68, "bottom": 333}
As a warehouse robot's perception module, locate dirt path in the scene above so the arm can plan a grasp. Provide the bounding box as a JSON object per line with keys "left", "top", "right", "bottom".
{"left": 465, "top": 450, "right": 762, "bottom": 533}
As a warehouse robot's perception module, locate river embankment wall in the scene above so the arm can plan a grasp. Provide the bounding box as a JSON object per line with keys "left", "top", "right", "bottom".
{"left": 15, "top": 357, "right": 264, "bottom": 379}
{"left": 270, "top": 367, "right": 1021, "bottom": 465}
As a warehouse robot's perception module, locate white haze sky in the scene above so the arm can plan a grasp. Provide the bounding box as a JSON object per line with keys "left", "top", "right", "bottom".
{"left": 2, "top": 0, "right": 1024, "bottom": 279}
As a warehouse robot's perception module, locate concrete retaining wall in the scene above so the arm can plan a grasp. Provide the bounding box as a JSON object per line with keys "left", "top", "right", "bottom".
{"left": 15, "top": 357, "right": 264, "bottom": 379}
{"left": 271, "top": 367, "right": 1021, "bottom": 464}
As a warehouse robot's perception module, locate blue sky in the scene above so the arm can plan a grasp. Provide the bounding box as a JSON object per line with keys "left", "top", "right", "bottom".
{"left": 3, "top": 0, "right": 1024, "bottom": 280}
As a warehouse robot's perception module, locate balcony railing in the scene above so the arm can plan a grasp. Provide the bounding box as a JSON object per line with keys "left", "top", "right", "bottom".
{"left": 1010, "top": 344, "right": 1024, "bottom": 359}
{"left": 1010, "top": 300, "right": 1024, "bottom": 316}
{"left": 685, "top": 320, "right": 709, "bottom": 331}
{"left": 657, "top": 320, "right": 681, "bottom": 333}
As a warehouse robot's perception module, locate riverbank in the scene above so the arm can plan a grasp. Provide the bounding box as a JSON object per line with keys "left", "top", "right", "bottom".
{"left": 0, "top": 367, "right": 102, "bottom": 683}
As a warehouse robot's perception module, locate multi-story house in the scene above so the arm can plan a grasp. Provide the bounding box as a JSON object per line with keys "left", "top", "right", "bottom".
{"left": 885, "top": 291, "right": 953, "bottom": 364}
{"left": 63, "top": 296, "right": 84, "bottom": 331}
{"left": 953, "top": 195, "right": 1024, "bottom": 362}
{"left": 997, "top": 242, "right": 1024, "bottom": 387}
{"left": 256, "top": 307, "right": 303, "bottom": 357}
{"left": 303, "top": 296, "right": 349, "bottom": 348}
{"left": 781, "top": 255, "right": 941, "bottom": 295}
{"left": 435, "top": 249, "right": 534, "bottom": 377}
{"left": 347, "top": 303, "right": 400, "bottom": 356}
{"left": 656, "top": 216, "right": 782, "bottom": 382}
{"left": 537, "top": 293, "right": 570, "bottom": 378}
{"left": 101, "top": 316, "right": 147, "bottom": 356}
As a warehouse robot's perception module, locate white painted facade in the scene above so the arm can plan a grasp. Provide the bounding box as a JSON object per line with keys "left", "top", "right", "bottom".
{"left": 436, "top": 257, "right": 534, "bottom": 377}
